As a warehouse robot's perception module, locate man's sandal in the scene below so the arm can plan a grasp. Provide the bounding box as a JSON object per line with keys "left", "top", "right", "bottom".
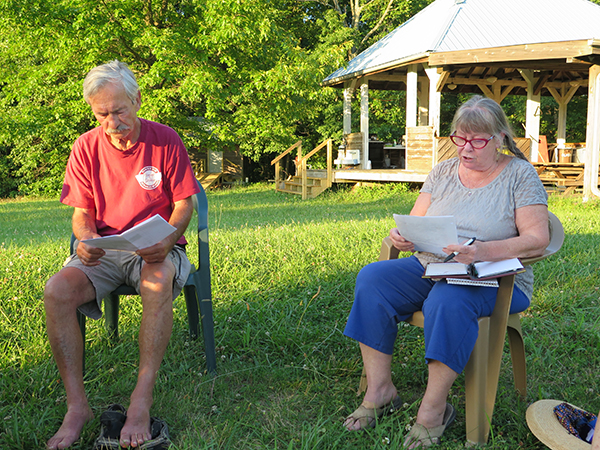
{"left": 138, "top": 417, "right": 172, "bottom": 450}
{"left": 93, "top": 404, "right": 127, "bottom": 450}
{"left": 403, "top": 403, "right": 456, "bottom": 448}
{"left": 345, "top": 396, "right": 403, "bottom": 430}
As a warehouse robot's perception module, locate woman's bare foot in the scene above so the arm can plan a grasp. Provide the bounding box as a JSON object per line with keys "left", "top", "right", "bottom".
{"left": 120, "top": 397, "right": 152, "bottom": 448}
{"left": 47, "top": 404, "right": 94, "bottom": 449}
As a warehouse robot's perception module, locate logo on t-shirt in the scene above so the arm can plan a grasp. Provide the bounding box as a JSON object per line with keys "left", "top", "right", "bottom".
{"left": 135, "top": 166, "right": 162, "bottom": 190}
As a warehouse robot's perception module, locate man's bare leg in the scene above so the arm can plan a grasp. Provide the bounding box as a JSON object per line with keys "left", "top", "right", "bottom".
{"left": 44, "top": 268, "right": 96, "bottom": 449}
{"left": 119, "top": 261, "right": 174, "bottom": 448}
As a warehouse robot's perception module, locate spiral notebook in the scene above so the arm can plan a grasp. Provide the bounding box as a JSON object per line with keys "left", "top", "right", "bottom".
{"left": 446, "top": 278, "right": 499, "bottom": 288}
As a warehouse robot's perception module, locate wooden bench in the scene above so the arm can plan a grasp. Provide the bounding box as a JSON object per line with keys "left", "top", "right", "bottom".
{"left": 533, "top": 162, "right": 585, "bottom": 195}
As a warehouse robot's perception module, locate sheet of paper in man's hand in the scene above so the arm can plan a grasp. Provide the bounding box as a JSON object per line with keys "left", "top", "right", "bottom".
{"left": 82, "top": 215, "right": 177, "bottom": 252}
{"left": 393, "top": 214, "right": 459, "bottom": 256}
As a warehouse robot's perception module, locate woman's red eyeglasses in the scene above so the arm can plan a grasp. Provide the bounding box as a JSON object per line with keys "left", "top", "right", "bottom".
{"left": 450, "top": 135, "right": 494, "bottom": 149}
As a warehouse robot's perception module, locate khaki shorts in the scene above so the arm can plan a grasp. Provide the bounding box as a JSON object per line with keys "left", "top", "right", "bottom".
{"left": 64, "top": 242, "right": 192, "bottom": 320}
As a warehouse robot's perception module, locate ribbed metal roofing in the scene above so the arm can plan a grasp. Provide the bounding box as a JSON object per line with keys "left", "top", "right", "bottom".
{"left": 324, "top": 0, "right": 600, "bottom": 83}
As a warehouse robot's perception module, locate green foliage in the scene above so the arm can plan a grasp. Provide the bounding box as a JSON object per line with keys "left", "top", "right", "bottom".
{"left": 0, "top": 0, "right": 437, "bottom": 197}
{"left": 1, "top": 0, "right": 593, "bottom": 198}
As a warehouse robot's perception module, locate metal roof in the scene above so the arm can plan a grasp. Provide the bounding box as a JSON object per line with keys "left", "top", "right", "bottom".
{"left": 323, "top": 0, "right": 600, "bottom": 84}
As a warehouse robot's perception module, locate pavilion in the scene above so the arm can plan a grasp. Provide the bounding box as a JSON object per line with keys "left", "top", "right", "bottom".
{"left": 322, "top": 0, "right": 600, "bottom": 198}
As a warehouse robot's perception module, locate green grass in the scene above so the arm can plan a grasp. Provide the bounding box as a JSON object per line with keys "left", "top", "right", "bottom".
{"left": 0, "top": 183, "right": 599, "bottom": 449}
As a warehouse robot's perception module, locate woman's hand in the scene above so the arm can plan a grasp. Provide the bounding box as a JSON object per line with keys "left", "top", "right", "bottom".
{"left": 443, "top": 240, "right": 478, "bottom": 265}
{"left": 389, "top": 228, "right": 415, "bottom": 252}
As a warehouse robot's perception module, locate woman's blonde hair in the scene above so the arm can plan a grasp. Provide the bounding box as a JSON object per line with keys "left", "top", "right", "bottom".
{"left": 452, "top": 95, "right": 527, "bottom": 160}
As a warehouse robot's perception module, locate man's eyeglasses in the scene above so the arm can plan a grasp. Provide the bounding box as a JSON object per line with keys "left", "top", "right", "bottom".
{"left": 450, "top": 135, "right": 494, "bottom": 149}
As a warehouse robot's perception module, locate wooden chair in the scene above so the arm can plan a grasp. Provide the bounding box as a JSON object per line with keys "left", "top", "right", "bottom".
{"left": 72, "top": 181, "right": 217, "bottom": 375}
{"left": 358, "top": 211, "right": 564, "bottom": 445}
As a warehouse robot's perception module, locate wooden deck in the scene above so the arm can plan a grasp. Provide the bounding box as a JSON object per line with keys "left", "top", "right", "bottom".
{"left": 333, "top": 169, "right": 428, "bottom": 183}
{"left": 328, "top": 163, "right": 590, "bottom": 195}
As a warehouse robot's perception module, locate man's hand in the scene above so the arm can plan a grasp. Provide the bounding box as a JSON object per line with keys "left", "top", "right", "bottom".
{"left": 134, "top": 196, "right": 194, "bottom": 265}
{"left": 76, "top": 240, "right": 106, "bottom": 266}
{"left": 136, "top": 241, "right": 171, "bottom": 265}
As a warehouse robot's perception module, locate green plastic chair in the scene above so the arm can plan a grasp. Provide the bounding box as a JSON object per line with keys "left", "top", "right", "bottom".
{"left": 72, "top": 181, "right": 216, "bottom": 375}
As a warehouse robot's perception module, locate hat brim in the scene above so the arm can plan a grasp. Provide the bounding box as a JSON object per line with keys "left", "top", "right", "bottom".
{"left": 526, "top": 399, "right": 592, "bottom": 450}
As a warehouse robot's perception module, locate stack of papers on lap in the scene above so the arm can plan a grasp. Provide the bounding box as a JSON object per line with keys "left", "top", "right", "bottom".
{"left": 424, "top": 258, "right": 525, "bottom": 280}
{"left": 393, "top": 214, "right": 458, "bottom": 256}
{"left": 81, "top": 215, "right": 176, "bottom": 252}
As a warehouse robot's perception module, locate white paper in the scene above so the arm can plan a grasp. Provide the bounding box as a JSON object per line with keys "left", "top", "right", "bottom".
{"left": 393, "top": 214, "right": 458, "bottom": 256}
{"left": 424, "top": 262, "right": 469, "bottom": 277}
{"left": 82, "top": 215, "right": 177, "bottom": 252}
{"left": 473, "top": 258, "right": 524, "bottom": 278}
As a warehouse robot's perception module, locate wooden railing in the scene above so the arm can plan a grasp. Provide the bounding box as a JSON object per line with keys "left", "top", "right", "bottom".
{"left": 297, "top": 139, "right": 333, "bottom": 199}
{"left": 270, "top": 139, "right": 334, "bottom": 199}
{"left": 271, "top": 140, "right": 302, "bottom": 188}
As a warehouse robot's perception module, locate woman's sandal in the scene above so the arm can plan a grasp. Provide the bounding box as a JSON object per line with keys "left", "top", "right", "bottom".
{"left": 403, "top": 403, "right": 456, "bottom": 448}
{"left": 345, "top": 396, "right": 403, "bottom": 430}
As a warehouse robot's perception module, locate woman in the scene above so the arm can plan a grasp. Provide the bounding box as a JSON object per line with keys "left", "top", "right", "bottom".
{"left": 343, "top": 95, "right": 549, "bottom": 448}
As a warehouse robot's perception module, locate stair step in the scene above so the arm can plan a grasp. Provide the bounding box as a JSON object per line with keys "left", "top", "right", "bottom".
{"left": 282, "top": 185, "right": 318, "bottom": 193}
{"left": 275, "top": 176, "right": 329, "bottom": 199}
{"left": 277, "top": 188, "right": 302, "bottom": 195}
{"left": 286, "top": 178, "right": 323, "bottom": 187}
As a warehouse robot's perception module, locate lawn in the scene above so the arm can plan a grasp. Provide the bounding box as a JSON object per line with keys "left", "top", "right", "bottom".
{"left": 0, "top": 182, "right": 599, "bottom": 449}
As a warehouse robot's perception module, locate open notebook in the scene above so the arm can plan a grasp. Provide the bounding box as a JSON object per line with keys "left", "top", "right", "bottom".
{"left": 424, "top": 258, "right": 525, "bottom": 287}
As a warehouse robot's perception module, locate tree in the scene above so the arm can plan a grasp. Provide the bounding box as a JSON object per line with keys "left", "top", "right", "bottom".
{"left": 0, "top": 0, "right": 434, "bottom": 196}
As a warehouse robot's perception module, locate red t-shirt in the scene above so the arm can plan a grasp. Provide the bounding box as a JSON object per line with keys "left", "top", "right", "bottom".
{"left": 61, "top": 119, "right": 200, "bottom": 244}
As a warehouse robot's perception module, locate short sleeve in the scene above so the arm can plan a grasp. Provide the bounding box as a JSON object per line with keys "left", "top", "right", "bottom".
{"left": 60, "top": 137, "right": 96, "bottom": 209}
{"left": 513, "top": 161, "right": 548, "bottom": 209}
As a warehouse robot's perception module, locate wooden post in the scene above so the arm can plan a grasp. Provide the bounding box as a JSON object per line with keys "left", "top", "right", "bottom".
{"left": 343, "top": 82, "right": 354, "bottom": 135}
{"left": 520, "top": 69, "right": 541, "bottom": 162}
{"left": 548, "top": 82, "right": 579, "bottom": 161}
{"left": 406, "top": 64, "right": 418, "bottom": 128}
{"left": 584, "top": 65, "right": 600, "bottom": 199}
{"left": 418, "top": 75, "right": 429, "bottom": 126}
{"left": 301, "top": 159, "right": 307, "bottom": 200}
{"left": 360, "top": 79, "right": 369, "bottom": 168}
{"left": 424, "top": 65, "right": 443, "bottom": 137}
{"left": 326, "top": 139, "right": 332, "bottom": 188}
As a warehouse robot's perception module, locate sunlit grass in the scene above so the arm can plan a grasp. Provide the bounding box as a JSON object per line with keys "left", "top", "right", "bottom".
{"left": 0, "top": 184, "right": 599, "bottom": 449}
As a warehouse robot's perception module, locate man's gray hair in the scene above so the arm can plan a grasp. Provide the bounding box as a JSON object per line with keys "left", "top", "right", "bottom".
{"left": 83, "top": 60, "right": 139, "bottom": 105}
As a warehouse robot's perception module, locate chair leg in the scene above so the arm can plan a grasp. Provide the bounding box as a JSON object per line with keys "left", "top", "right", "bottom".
{"left": 185, "top": 272, "right": 217, "bottom": 375}
{"left": 183, "top": 284, "right": 200, "bottom": 339}
{"left": 465, "top": 317, "right": 491, "bottom": 445}
{"left": 507, "top": 315, "right": 527, "bottom": 399}
{"left": 199, "top": 297, "right": 217, "bottom": 375}
{"left": 77, "top": 310, "right": 86, "bottom": 374}
{"left": 105, "top": 294, "right": 119, "bottom": 341}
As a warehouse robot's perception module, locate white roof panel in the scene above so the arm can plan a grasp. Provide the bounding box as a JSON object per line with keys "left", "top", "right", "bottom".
{"left": 324, "top": 0, "right": 600, "bottom": 83}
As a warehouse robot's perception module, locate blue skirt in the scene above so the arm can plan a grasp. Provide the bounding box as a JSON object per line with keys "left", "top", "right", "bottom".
{"left": 344, "top": 255, "right": 530, "bottom": 374}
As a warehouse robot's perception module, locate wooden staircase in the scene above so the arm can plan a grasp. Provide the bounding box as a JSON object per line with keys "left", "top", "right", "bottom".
{"left": 277, "top": 173, "right": 329, "bottom": 198}
{"left": 271, "top": 139, "right": 333, "bottom": 199}
{"left": 197, "top": 172, "right": 223, "bottom": 190}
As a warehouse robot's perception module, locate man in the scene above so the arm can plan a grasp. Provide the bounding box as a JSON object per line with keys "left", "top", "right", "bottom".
{"left": 44, "top": 60, "right": 200, "bottom": 449}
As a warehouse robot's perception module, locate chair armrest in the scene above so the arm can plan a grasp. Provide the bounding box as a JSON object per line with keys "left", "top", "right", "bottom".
{"left": 379, "top": 236, "right": 400, "bottom": 261}
{"left": 69, "top": 233, "right": 77, "bottom": 255}
{"left": 521, "top": 211, "right": 564, "bottom": 266}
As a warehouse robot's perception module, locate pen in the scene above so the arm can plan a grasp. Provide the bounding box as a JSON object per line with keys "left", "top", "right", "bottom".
{"left": 443, "top": 237, "right": 476, "bottom": 263}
